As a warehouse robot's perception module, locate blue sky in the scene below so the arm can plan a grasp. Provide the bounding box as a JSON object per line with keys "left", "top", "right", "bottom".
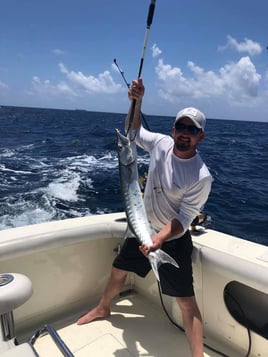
{"left": 0, "top": 0, "right": 268, "bottom": 122}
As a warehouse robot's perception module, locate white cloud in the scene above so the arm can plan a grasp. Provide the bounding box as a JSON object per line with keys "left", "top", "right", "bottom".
{"left": 151, "top": 44, "right": 162, "bottom": 58}
{"left": 28, "top": 63, "right": 123, "bottom": 99}
{"left": 219, "top": 57, "right": 261, "bottom": 99}
{"left": 155, "top": 56, "right": 262, "bottom": 105}
{"left": 19, "top": 43, "right": 267, "bottom": 119}
{"left": 52, "top": 48, "right": 65, "bottom": 56}
{"left": 218, "top": 35, "right": 262, "bottom": 56}
{"left": 59, "top": 63, "right": 123, "bottom": 94}
{"left": 29, "top": 76, "right": 75, "bottom": 96}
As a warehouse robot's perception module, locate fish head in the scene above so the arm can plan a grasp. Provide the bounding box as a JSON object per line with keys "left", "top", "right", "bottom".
{"left": 115, "top": 129, "right": 137, "bottom": 166}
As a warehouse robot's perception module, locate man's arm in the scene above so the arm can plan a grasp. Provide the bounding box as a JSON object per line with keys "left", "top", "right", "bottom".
{"left": 139, "top": 218, "right": 184, "bottom": 255}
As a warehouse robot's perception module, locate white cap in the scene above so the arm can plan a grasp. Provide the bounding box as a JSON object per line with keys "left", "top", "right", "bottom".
{"left": 174, "top": 107, "right": 206, "bottom": 131}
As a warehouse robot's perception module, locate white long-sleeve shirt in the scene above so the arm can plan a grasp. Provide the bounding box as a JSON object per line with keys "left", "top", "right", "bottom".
{"left": 135, "top": 126, "right": 212, "bottom": 240}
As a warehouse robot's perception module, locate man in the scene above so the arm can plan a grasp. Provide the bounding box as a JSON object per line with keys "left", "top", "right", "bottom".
{"left": 77, "top": 78, "right": 212, "bottom": 357}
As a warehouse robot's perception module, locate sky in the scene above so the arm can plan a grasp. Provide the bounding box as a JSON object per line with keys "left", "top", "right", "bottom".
{"left": 0, "top": 0, "right": 268, "bottom": 122}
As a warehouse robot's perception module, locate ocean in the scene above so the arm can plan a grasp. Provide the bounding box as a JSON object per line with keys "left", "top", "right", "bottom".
{"left": 0, "top": 105, "right": 267, "bottom": 246}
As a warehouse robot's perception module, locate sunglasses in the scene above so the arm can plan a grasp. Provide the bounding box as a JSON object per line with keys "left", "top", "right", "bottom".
{"left": 175, "top": 123, "right": 202, "bottom": 135}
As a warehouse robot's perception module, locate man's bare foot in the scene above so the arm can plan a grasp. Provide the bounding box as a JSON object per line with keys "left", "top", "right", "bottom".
{"left": 77, "top": 306, "right": 110, "bottom": 325}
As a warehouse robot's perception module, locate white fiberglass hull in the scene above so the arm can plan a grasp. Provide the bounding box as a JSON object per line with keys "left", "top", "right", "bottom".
{"left": 0, "top": 213, "right": 267, "bottom": 356}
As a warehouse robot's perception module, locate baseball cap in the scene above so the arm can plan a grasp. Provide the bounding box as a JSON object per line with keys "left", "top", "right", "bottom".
{"left": 174, "top": 107, "right": 206, "bottom": 131}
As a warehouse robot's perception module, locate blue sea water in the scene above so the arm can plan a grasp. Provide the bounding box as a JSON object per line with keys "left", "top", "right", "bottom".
{"left": 0, "top": 105, "right": 267, "bottom": 245}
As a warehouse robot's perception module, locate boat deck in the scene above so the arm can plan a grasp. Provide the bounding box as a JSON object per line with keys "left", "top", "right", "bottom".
{"left": 33, "top": 293, "right": 223, "bottom": 357}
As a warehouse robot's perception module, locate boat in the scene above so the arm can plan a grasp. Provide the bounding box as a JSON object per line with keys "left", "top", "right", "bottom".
{"left": 0, "top": 212, "right": 267, "bottom": 356}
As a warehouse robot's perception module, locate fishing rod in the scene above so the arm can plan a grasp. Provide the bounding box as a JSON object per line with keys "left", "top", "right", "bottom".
{"left": 114, "top": 58, "right": 151, "bottom": 131}
{"left": 127, "top": 0, "right": 156, "bottom": 134}
{"left": 113, "top": 58, "right": 130, "bottom": 88}
{"left": 137, "top": 0, "right": 156, "bottom": 78}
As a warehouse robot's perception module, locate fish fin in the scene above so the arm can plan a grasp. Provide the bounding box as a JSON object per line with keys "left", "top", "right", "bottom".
{"left": 148, "top": 249, "right": 179, "bottom": 281}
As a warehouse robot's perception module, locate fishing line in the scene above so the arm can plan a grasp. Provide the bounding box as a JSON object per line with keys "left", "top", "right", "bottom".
{"left": 127, "top": 0, "right": 156, "bottom": 134}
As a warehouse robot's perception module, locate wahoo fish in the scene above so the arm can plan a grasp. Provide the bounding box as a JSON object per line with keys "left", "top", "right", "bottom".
{"left": 116, "top": 128, "right": 179, "bottom": 281}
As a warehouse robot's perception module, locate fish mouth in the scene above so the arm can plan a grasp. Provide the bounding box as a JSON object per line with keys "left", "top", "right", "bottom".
{"left": 115, "top": 128, "right": 129, "bottom": 145}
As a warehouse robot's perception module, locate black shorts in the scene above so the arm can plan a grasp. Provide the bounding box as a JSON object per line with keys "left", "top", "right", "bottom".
{"left": 113, "top": 230, "right": 194, "bottom": 297}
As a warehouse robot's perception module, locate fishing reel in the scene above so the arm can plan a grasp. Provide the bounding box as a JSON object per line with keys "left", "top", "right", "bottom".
{"left": 190, "top": 211, "right": 208, "bottom": 232}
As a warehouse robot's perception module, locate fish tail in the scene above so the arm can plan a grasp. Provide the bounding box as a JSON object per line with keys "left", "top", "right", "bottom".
{"left": 148, "top": 249, "right": 179, "bottom": 281}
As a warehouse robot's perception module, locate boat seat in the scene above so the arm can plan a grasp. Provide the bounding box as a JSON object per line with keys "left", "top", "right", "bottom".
{"left": 0, "top": 343, "right": 38, "bottom": 357}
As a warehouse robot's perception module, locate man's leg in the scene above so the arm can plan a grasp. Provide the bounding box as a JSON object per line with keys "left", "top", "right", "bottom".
{"left": 176, "top": 296, "right": 204, "bottom": 357}
{"left": 77, "top": 267, "right": 128, "bottom": 325}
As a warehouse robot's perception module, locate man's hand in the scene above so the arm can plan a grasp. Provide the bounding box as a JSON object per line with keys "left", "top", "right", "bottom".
{"left": 128, "top": 78, "right": 145, "bottom": 101}
{"left": 139, "top": 235, "right": 163, "bottom": 257}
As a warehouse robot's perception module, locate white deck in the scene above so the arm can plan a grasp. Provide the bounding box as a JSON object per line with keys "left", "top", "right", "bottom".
{"left": 33, "top": 293, "right": 224, "bottom": 357}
